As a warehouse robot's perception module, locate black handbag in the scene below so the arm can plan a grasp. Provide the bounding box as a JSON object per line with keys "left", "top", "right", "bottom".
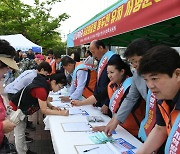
{"left": 0, "top": 136, "right": 17, "bottom": 154}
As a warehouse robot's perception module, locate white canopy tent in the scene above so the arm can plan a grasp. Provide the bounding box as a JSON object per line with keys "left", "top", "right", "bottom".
{"left": 0, "top": 34, "right": 42, "bottom": 53}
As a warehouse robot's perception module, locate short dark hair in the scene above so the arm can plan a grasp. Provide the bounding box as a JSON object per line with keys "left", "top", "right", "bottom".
{"left": 54, "top": 53, "right": 61, "bottom": 59}
{"left": 108, "top": 54, "right": 132, "bottom": 78}
{"left": 0, "top": 39, "right": 16, "bottom": 68}
{"left": 0, "top": 39, "right": 16, "bottom": 58}
{"left": 71, "top": 51, "right": 80, "bottom": 62}
{"left": 94, "top": 40, "right": 106, "bottom": 49}
{"left": 61, "top": 56, "right": 75, "bottom": 66}
{"left": 124, "top": 38, "right": 152, "bottom": 58}
{"left": 37, "top": 61, "right": 52, "bottom": 73}
{"left": 49, "top": 73, "right": 67, "bottom": 86}
{"left": 138, "top": 45, "right": 180, "bottom": 77}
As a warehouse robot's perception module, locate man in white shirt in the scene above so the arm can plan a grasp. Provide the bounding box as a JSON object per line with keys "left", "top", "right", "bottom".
{"left": 60, "top": 56, "right": 90, "bottom": 102}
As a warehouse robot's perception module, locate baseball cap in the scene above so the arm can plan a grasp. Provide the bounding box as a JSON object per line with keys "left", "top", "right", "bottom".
{"left": 35, "top": 54, "right": 44, "bottom": 60}
{"left": 0, "top": 54, "right": 19, "bottom": 70}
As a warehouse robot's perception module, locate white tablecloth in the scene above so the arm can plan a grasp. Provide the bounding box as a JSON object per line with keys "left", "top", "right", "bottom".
{"left": 44, "top": 94, "right": 142, "bottom": 154}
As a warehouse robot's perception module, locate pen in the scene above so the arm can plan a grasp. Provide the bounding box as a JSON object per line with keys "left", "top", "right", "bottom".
{"left": 87, "top": 123, "right": 93, "bottom": 128}
{"left": 83, "top": 147, "right": 99, "bottom": 152}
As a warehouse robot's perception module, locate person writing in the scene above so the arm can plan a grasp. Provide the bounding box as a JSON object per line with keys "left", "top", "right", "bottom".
{"left": 136, "top": 45, "right": 180, "bottom": 154}
{"left": 60, "top": 56, "right": 96, "bottom": 102}
{"left": 70, "top": 40, "right": 116, "bottom": 117}
{"left": 10, "top": 73, "right": 69, "bottom": 154}
{"left": 4, "top": 62, "right": 55, "bottom": 135}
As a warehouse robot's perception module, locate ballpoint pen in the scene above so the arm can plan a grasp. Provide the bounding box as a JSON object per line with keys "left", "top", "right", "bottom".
{"left": 87, "top": 123, "right": 93, "bottom": 128}
{"left": 83, "top": 147, "right": 99, "bottom": 152}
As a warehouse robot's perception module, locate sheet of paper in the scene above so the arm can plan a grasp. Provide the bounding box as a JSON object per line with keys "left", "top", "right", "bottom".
{"left": 61, "top": 122, "right": 92, "bottom": 132}
{"left": 75, "top": 142, "right": 134, "bottom": 154}
{"left": 52, "top": 95, "right": 61, "bottom": 101}
{"left": 115, "top": 138, "right": 136, "bottom": 149}
{"left": 69, "top": 108, "right": 85, "bottom": 115}
{"left": 56, "top": 103, "right": 71, "bottom": 109}
{"left": 107, "top": 142, "right": 134, "bottom": 153}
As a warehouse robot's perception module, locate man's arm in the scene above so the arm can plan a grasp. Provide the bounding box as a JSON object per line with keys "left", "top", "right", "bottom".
{"left": 70, "top": 70, "right": 88, "bottom": 100}
{"left": 136, "top": 124, "right": 167, "bottom": 154}
{"left": 116, "top": 77, "right": 141, "bottom": 123}
{"left": 71, "top": 95, "right": 97, "bottom": 106}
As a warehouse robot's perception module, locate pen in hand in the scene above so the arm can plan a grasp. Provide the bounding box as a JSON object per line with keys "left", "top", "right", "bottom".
{"left": 83, "top": 147, "right": 99, "bottom": 152}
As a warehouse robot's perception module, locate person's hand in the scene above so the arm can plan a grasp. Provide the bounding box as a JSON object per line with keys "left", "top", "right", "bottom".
{"left": 104, "top": 119, "right": 119, "bottom": 136}
{"left": 3, "top": 119, "right": 16, "bottom": 134}
{"left": 92, "top": 126, "right": 105, "bottom": 132}
{"left": 59, "top": 109, "right": 69, "bottom": 116}
{"left": 47, "top": 97, "right": 53, "bottom": 102}
{"left": 71, "top": 100, "right": 83, "bottom": 106}
{"left": 51, "top": 106, "right": 61, "bottom": 111}
{"left": 59, "top": 96, "right": 70, "bottom": 102}
{"left": 101, "top": 104, "right": 109, "bottom": 115}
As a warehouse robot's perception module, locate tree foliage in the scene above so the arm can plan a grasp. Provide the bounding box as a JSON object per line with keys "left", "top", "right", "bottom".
{"left": 0, "top": 0, "right": 69, "bottom": 54}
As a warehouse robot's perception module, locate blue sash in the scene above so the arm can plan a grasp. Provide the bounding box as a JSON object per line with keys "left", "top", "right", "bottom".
{"left": 109, "top": 77, "right": 132, "bottom": 113}
{"left": 72, "top": 63, "right": 87, "bottom": 83}
{"left": 72, "top": 63, "right": 95, "bottom": 86}
{"left": 97, "top": 51, "right": 115, "bottom": 83}
{"left": 138, "top": 90, "right": 156, "bottom": 141}
{"left": 165, "top": 113, "right": 180, "bottom": 154}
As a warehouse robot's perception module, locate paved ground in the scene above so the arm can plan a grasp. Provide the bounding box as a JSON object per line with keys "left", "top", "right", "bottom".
{"left": 0, "top": 79, "right": 54, "bottom": 154}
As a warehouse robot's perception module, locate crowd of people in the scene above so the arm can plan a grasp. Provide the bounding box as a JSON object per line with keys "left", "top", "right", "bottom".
{"left": 0, "top": 38, "right": 179, "bottom": 154}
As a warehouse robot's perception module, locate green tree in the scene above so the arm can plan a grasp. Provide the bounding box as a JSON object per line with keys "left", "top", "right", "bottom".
{"left": 0, "top": 0, "right": 69, "bottom": 54}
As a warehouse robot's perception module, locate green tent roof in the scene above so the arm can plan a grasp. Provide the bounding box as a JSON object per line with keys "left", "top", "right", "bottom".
{"left": 67, "top": 0, "right": 180, "bottom": 47}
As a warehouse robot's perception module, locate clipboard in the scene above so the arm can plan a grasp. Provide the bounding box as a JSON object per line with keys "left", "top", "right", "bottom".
{"left": 74, "top": 144, "right": 113, "bottom": 154}
{"left": 74, "top": 142, "right": 135, "bottom": 154}
{"left": 61, "top": 122, "right": 92, "bottom": 132}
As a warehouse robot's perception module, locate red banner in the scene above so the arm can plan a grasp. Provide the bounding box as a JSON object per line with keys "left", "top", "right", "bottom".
{"left": 73, "top": 0, "right": 180, "bottom": 46}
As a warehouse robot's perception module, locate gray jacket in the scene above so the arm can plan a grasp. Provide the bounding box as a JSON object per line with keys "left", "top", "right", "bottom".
{"left": 116, "top": 71, "right": 147, "bottom": 123}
